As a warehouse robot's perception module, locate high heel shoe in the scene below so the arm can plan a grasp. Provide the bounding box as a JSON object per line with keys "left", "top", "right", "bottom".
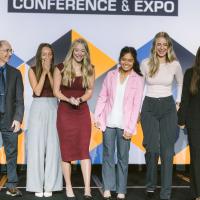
{"left": 103, "top": 196, "right": 112, "bottom": 200}
{"left": 84, "top": 195, "right": 93, "bottom": 200}
{"left": 66, "top": 196, "right": 76, "bottom": 200}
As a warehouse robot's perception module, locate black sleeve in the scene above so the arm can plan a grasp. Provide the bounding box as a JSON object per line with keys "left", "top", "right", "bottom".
{"left": 177, "top": 69, "right": 192, "bottom": 125}
{"left": 14, "top": 70, "right": 24, "bottom": 123}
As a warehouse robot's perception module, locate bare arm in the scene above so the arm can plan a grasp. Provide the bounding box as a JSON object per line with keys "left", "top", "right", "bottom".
{"left": 28, "top": 68, "right": 47, "bottom": 96}
{"left": 53, "top": 67, "right": 69, "bottom": 102}
{"left": 78, "top": 69, "right": 95, "bottom": 103}
{"left": 43, "top": 58, "right": 53, "bottom": 89}
{"left": 47, "top": 72, "right": 53, "bottom": 89}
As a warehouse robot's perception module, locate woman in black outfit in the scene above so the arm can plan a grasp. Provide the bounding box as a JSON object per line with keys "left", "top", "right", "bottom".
{"left": 178, "top": 47, "right": 200, "bottom": 200}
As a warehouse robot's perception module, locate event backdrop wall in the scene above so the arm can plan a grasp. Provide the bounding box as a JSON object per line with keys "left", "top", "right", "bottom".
{"left": 0, "top": 0, "right": 199, "bottom": 164}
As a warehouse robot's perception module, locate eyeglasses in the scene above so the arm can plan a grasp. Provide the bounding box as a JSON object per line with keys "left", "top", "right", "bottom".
{"left": 0, "top": 49, "right": 14, "bottom": 54}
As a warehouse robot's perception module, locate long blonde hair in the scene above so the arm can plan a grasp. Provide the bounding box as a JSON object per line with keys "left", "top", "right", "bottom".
{"left": 148, "top": 32, "right": 177, "bottom": 77}
{"left": 62, "top": 38, "right": 94, "bottom": 88}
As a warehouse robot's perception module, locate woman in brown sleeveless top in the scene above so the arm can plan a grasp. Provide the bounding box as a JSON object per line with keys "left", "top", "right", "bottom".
{"left": 26, "top": 43, "right": 62, "bottom": 197}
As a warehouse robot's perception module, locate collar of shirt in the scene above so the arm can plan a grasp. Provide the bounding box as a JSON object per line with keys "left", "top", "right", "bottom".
{"left": 0, "top": 64, "right": 7, "bottom": 81}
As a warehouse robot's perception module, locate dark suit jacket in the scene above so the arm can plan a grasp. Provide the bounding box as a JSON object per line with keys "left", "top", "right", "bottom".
{"left": 0, "top": 64, "right": 24, "bottom": 132}
{"left": 178, "top": 68, "right": 200, "bottom": 130}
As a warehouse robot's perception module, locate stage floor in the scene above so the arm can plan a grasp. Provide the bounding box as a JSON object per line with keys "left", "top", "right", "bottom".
{"left": 0, "top": 165, "right": 191, "bottom": 200}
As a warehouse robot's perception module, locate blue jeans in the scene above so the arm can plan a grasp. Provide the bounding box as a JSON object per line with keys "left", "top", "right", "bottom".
{"left": 1, "top": 131, "right": 18, "bottom": 189}
{"left": 102, "top": 127, "right": 130, "bottom": 194}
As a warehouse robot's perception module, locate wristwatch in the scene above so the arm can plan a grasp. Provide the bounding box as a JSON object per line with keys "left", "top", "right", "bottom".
{"left": 79, "top": 97, "right": 83, "bottom": 103}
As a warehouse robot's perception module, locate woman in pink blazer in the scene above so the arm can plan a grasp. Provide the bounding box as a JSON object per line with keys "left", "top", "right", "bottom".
{"left": 94, "top": 47, "right": 144, "bottom": 200}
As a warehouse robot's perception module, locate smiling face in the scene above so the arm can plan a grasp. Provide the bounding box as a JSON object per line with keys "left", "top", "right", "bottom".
{"left": 0, "top": 41, "right": 13, "bottom": 66}
{"left": 73, "top": 43, "right": 86, "bottom": 63}
{"left": 120, "top": 52, "right": 134, "bottom": 72}
{"left": 41, "top": 46, "right": 53, "bottom": 62}
{"left": 155, "top": 36, "right": 169, "bottom": 58}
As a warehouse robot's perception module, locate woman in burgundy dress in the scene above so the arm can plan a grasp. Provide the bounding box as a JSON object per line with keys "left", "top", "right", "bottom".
{"left": 53, "top": 38, "right": 95, "bottom": 200}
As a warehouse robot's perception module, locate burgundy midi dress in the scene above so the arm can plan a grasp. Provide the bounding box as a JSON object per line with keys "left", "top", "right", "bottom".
{"left": 56, "top": 63, "right": 91, "bottom": 161}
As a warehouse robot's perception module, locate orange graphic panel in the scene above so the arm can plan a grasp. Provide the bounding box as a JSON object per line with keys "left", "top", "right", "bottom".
{"left": 174, "top": 146, "right": 190, "bottom": 164}
{"left": 131, "top": 122, "right": 145, "bottom": 152}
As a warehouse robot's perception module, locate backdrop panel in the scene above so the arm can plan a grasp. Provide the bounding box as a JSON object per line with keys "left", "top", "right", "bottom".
{"left": 0, "top": 0, "right": 199, "bottom": 164}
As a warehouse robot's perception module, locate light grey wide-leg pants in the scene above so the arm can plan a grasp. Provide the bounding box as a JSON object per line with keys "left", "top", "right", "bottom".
{"left": 26, "top": 98, "right": 62, "bottom": 192}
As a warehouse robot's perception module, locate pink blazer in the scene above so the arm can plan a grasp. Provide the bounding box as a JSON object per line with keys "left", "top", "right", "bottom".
{"left": 94, "top": 68, "right": 144, "bottom": 135}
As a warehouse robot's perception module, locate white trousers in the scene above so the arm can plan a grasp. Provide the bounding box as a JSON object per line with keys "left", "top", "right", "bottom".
{"left": 26, "top": 98, "right": 63, "bottom": 192}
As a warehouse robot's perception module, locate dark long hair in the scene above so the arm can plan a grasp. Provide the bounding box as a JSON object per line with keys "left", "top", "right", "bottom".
{"left": 190, "top": 46, "right": 200, "bottom": 95}
{"left": 119, "top": 46, "right": 142, "bottom": 76}
{"left": 35, "top": 43, "right": 55, "bottom": 81}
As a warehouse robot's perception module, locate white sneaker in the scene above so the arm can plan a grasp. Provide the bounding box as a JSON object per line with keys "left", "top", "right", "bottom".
{"left": 117, "top": 193, "right": 125, "bottom": 199}
{"left": 103, "top": 190, "right": 111, "bottom": 198}
{"left": 35, "top": 192, "right": 43, "bottom": 197}
{"left": 44, "top": 191, "right": 52, "bottom": 197}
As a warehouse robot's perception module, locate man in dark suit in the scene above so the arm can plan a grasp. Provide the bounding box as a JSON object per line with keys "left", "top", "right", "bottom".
{"left": 0, "top": 40, "right": 24, "bottom": 196}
